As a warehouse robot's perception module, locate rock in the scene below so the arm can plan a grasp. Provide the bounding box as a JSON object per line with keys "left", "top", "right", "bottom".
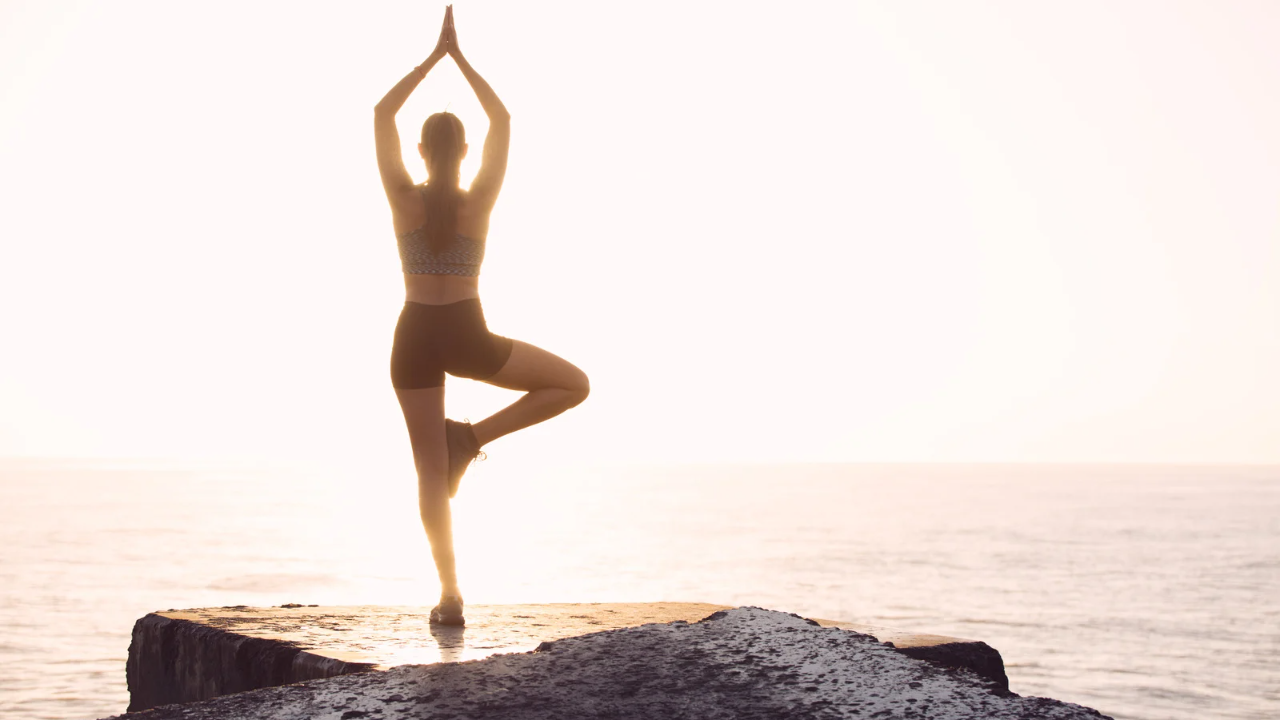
{"left": 121, "top": 602, "right": 1011, "bottom": 712}
{"left": 109, "top": 607, "right": 1110, "bottom": 720}
{"left": 124, "top": 609, "right": 378, "bottom": 712}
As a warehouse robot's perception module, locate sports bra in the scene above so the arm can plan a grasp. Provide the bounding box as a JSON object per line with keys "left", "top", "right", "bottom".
{"left": 396, "top": 185, "right": 486, "bottom": 276}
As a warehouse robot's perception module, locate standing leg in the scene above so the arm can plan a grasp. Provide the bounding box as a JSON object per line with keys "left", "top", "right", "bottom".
{"left": 395, "top": 386, "right": 460, "bottom": 597}
{"left": 472, "top": 339, "right": 590, "bottom": 447}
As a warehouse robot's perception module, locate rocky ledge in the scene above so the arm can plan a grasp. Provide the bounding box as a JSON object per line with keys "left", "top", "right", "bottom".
{"left": 112, "top": 605, "right": 1110, "bottom": 719}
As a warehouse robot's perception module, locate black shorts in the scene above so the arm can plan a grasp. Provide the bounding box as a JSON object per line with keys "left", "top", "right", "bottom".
{"left": 390, "top": 299, "right": 514, "bottom": 389}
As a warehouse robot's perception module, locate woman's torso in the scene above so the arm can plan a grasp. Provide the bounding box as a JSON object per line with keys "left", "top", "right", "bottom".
{"left": 393, "top": 187, "right": 491, "bottom": 305}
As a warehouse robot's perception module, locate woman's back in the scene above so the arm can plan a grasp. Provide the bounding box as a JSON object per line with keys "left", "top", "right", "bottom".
{"left": 390, "top": 186, "right": 493, "bottom": 244}
{"left": 392, "top": 185, "right": 492, "bottom": 304}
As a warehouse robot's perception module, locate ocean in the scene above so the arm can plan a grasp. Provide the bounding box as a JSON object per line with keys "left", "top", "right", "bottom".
{"left": 0, "top": 459, "right": 1276, "bottom": 720}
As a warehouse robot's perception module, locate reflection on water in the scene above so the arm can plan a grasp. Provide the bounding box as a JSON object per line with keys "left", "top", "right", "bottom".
{"left": 428, "top": 624, "right": 465, "bottom": 664}
{"left": 0, "top": 461, "right": 1277, "bottom": 720}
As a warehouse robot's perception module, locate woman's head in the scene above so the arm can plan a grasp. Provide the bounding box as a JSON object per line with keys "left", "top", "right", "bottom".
{"left": 418, "top": 112, "right": 468, "bottom": 183}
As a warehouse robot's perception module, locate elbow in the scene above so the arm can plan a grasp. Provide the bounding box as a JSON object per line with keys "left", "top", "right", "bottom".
{"left": 373, "top": 103, "right": 396, "bottom": 121}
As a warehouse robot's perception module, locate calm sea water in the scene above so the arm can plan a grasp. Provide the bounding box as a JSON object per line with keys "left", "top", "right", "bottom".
{"left": 0, "top": 459, "right": 1276, "bottom": 720}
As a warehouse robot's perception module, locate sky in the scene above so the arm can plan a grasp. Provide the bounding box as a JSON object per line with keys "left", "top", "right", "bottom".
{"left": 1, "top": 0, "right": 1277, "bottom": 465}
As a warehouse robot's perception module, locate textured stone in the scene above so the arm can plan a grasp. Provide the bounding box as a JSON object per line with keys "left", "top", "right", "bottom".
{"left": 123, "top": 602, "right": 1009, "bottom": 712}
{"left": 110, "top": 607, "right": 1108, "bottom": 719}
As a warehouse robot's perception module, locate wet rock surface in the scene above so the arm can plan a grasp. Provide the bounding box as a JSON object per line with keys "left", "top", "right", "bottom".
{"left": 112, "top": 607, "right": 1109, "bottom": 720}
{"left": 124, "top": 602, "right": 1010, "bottom": 711}
{"left": 125, "top": 603, "right": 738, "bottom": 711}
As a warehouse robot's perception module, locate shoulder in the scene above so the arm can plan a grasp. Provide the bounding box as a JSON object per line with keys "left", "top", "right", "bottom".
{"left": 392, "top": 182, "right": 427, "bottom": 207}
{"left": 458, "top": 188, "right": 488, "bottom": 214}
{"left": 389, "top": 183, "right": 428, "bottom": 235}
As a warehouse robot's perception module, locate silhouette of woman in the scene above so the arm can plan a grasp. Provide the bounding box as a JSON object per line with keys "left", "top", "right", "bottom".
{"left": 374, "top": 5, "right": 589, "bottom": 626}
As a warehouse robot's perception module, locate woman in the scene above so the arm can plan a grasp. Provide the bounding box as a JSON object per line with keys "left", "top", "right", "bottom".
{"left": 374, "top": 5, "right": 589, "bottom": 626}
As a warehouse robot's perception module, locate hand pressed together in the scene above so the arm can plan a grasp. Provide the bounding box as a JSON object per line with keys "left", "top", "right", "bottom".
{"left": 427, "top": 5, "right": 464, "bottom": 64}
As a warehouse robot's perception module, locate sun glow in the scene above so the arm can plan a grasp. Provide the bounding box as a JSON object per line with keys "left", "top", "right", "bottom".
{"left": 1, "top": 0, "right": 1279, "bottom": 467}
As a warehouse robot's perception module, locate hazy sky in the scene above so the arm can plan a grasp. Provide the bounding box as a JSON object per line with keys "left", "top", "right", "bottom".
{"left": 1, "top": 0, "right": 1277, "bottom": 464}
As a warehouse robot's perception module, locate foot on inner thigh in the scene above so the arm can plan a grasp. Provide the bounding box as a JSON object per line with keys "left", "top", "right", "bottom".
{"left": 445, "top": 419, "right": 484, "bottom": 498}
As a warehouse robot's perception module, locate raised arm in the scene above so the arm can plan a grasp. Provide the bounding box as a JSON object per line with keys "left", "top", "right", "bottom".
{"left": 446, "top": 10, "right": 510, "bottom": 209}
{"left": 373, "top": 10, "right": 450, "bottom": 207}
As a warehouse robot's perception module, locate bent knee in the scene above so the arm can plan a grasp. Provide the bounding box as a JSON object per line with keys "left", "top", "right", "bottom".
{"left": 566, "top": 371, "right": 590, "bottom": 406}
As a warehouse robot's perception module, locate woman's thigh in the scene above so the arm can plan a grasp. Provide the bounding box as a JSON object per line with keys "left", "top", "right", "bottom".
{"left": 481, "top": 340, "right": 589, "bottom": 394}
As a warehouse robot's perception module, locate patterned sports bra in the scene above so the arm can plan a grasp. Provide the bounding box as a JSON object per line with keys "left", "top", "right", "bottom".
{"left": 396, "top": 185, "right": 486, "bottom": 276}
